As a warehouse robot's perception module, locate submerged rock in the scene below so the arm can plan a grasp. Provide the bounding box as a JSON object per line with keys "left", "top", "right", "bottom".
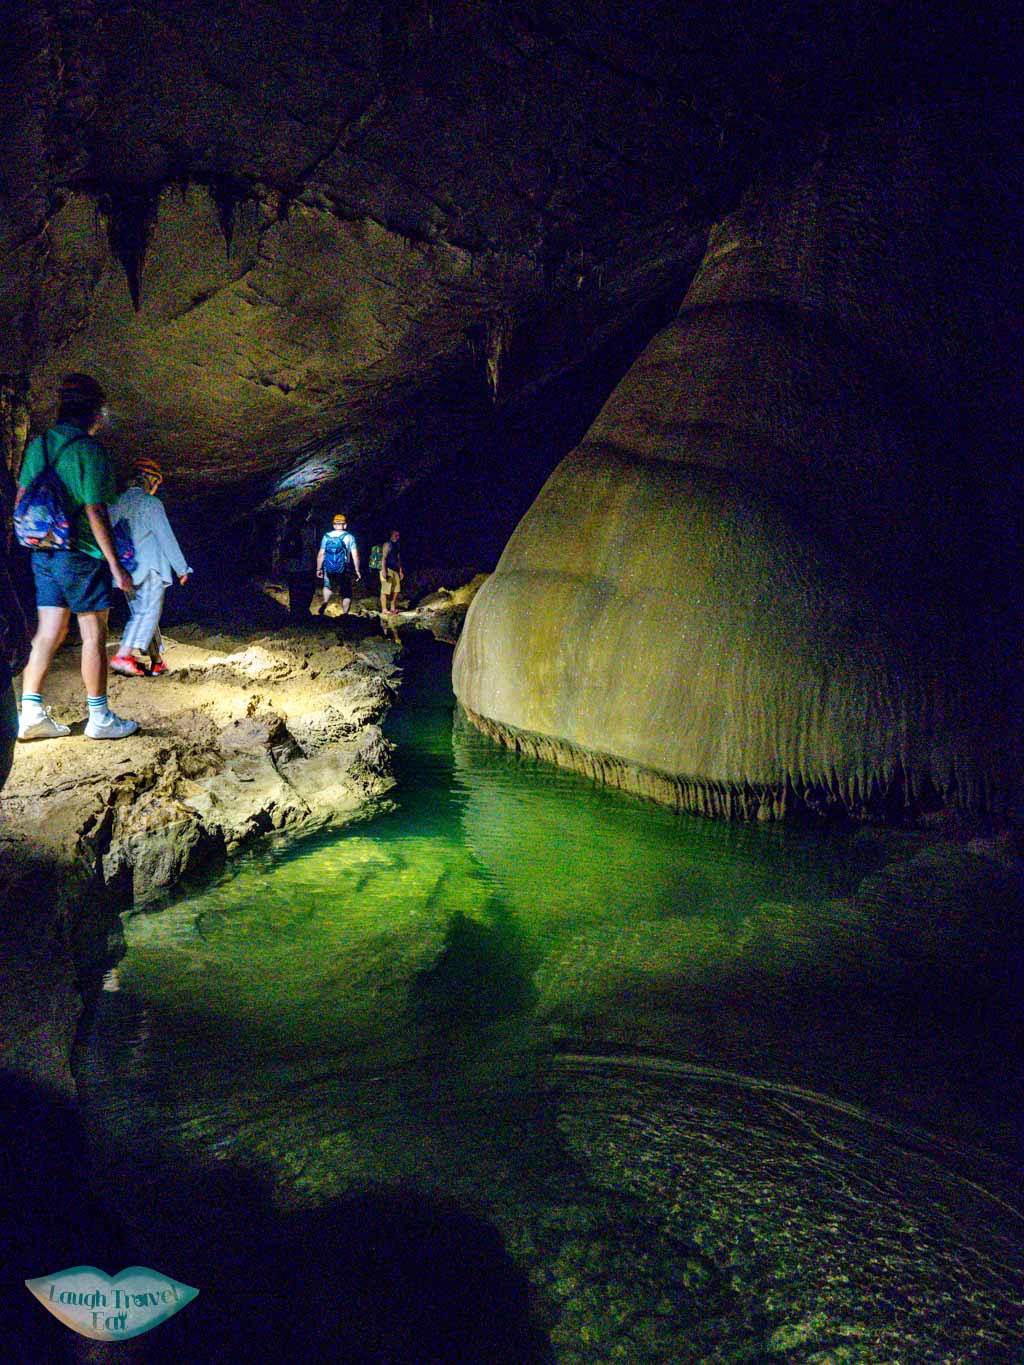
{"left": 0, "top": 623, "right": 399, "bottom": 1085}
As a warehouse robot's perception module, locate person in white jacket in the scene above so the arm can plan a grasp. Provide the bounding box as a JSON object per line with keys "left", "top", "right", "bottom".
{"left": 108, "top": 459, "right": 192, "bottom": 676}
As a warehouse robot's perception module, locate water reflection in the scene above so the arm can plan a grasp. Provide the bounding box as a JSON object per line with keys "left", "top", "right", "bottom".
{"left": 80, "top": 640, "right": 908, "bottom": 1137}
{"left": 72, "top": 641, "right": 1024, "bottom": 1363}
{"left": 450, "top": 709, "right": 887, "bottom": 927}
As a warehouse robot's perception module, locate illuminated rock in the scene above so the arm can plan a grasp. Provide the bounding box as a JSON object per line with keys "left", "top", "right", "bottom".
{"left": 454, "top": 114, "right": 1023, "bottom": 819}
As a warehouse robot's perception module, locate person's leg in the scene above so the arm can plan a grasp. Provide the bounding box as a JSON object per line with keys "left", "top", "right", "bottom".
{"left": 115, "top": 574, "right": 161, "bottom": 671}
{"left": 19, "top": 608, "right": 72, "bottom": 739}
{"left": 147, "top": 620, "right": 164, "bottom": 670}
{"left": 21, "top": 606, "right": 70, "bottom": 696}
{"left": 380, "top": 577, "right": 388, "bottom": 614}
{"left": 115, "top": 587, "right": 144, "bottom": 663}
{"left": 79, "top": 610, "right": 137, "bottom": 739}
{"left": 77, "top": 610, "right": 109, "bottom": 698}
{"left": 145, "top": 586, "right": 166, "bottom": 670}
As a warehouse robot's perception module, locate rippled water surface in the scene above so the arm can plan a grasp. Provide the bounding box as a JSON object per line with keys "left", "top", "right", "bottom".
{"left": 75, "top": 638, "right": 1024, "bottom": 1363}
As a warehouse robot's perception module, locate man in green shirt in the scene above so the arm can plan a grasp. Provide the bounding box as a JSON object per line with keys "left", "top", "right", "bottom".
{"left": 15, "top": 373, "right": 138, "bottom": 740}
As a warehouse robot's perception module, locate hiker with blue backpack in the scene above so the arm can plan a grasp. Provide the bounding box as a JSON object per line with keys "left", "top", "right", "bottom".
{"left": 108, "top": 458, "right": 192, "bottom": 676}
{"left": 13, "top": 373, "right": 138, "bottom": 741}
{"left": 316, "top": 513, "right": 361, "bottom": 615}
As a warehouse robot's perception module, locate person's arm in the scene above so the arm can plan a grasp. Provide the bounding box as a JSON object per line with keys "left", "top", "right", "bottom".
{"left": 350, "top": 536, "right": 361, "bottom": 579}
{"left": 316, "top": 538, "right": 325, "bottom": 578}
{"left": 380, "top": 541, "right": 390, "bottom": 573}
{"left": 84, "top": 504, "right": 134, "bottom": 596}
{"left": 151, "top": 500, "right": 191, "bottom": 582}
{"left": 75, "top": 440, "right": 133, "bottom": 595}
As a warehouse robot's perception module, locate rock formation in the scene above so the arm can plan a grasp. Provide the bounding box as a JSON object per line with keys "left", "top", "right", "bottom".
{"left": 454, "top": 109, "right": 1023, "bottom": 819}
{"left": 0, "top": 626, "right": 398, "bottom": 1081}
{"left": 1, "top": 2, "right": 1014, "bottom": 528}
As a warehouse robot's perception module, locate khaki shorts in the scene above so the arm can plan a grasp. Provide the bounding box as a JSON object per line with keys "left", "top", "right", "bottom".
{"left": 380, "top": 568, "right": 400, "bottom": 594}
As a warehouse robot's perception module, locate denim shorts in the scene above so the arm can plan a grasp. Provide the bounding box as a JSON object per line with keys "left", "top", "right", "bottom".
{"left": 32, "top": 549, "right": 113, "bottom": 613}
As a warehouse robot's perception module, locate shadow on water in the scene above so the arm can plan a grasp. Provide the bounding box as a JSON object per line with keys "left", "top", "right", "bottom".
{"left": 0, "top": 1072, "right": 130, "bottom": 1364}
{"left": 410, "top": 904, "right": 539, "bottom": 1029}
{"left": 0, "top": 1068, "right": 555, "bottom": 1365}
{"left": 141, "top": 1179, "right": 556, "bottom": 1365}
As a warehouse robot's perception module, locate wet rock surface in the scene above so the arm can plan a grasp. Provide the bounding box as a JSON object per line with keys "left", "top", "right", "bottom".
{"left": 0, "top": 620, "right": 399, "bottom": 1083}
{"left": 543, "top": 1056, "right": 1024, "bottom": 1363}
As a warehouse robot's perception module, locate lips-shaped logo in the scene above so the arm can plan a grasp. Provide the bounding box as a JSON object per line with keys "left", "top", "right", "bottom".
{"left": 26, "top": 1265, "right": 198, "bottom": 1341}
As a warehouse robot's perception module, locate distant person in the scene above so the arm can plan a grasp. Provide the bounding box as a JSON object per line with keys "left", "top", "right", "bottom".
{"left": 379, "top": 529, "right": 403, "bottom": 616}
{"left": 14, "top": 374, "right": 137, "bottom": 740}
{"left": 0, "top": 483, "right": 29, "bottom": 787}
{"left": 316, "top": 513, "right": 361, "bottom": 615}
{"left": 282, "top": 509, "right": 318, "bottom": 620}
{"left": 108, "top": 459, "right": 192, "bottom": 676}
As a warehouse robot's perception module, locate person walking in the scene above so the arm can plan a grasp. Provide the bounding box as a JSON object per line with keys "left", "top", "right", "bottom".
{"left": 14, "top": 373, "right": 137, "bottom": 740}
{"left": 316, "top": 514, "right": 361, "bottom": 615}
{"left": 379, "top": 529, "right": 403, "bottom": 616}
{"left": 108, "top": 459, "right": 192, "bottom": 676}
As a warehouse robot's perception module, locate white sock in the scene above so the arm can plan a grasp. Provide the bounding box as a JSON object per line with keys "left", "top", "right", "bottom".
{"left": 21, "top": 692, "right": 44, "bottom": 717}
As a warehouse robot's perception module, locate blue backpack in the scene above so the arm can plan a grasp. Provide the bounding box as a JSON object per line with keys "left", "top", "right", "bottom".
{"left": 112, "top": 517, "right": 137, "bottom": 573}
{"left": 13, "top": 433, "right": 75, "bottom": 550}
{"left": 323, "top": 531, "right": 352, "bottom": 574}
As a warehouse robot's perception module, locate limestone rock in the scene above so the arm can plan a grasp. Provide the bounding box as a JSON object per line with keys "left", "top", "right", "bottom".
{"left": 103, "top": 814, "right": 224, "bottom": 907}
{"left": 454, "top": 111, "right": 1023, "bottom": 820}
{"left": 219, "top": 710, "right": 303, "bottom": 766}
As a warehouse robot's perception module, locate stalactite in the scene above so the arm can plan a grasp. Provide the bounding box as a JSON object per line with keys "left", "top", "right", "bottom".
{"left": 96, "top": 184, "right": 161, "bottom": 312}
{"left": 205, "top": 174, "right": 250, "bottom": 255}
{"left": 453, "top": 111, "right": 1019, "bottom": 825}
{"left": 457, "top": 705, "right": 940, "bottom": 823}
{"left": 484, "top": 313, "right": 507, "bottom": 401}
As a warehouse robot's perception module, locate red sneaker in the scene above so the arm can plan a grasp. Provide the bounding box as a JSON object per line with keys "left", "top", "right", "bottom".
{"left": 149, "top": 659, "right": 168, "bottom": 676}
{"left": 110, "top": 655, "right": 147, "bottom": 677}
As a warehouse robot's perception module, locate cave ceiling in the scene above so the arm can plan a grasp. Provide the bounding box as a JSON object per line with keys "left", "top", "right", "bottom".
{"left": 0, "top": 0, "right": 1011, "bottom": 513}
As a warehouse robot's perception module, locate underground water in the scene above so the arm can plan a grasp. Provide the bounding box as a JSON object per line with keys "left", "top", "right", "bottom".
{"left": 71, "top": 638, "right": 1024, "bottom": 1362}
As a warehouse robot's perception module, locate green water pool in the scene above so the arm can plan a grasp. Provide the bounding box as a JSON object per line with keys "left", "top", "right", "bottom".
{"left": 74, "top": 638, "right": 1024, "bottom": 1363}
{"left": 83, "top": 638, "right": 899, "bottom": 1102}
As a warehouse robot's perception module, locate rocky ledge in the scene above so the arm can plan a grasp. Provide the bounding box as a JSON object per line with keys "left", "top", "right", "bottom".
{"left": 0, "top": 623, "right": 399, "bottom": 1090}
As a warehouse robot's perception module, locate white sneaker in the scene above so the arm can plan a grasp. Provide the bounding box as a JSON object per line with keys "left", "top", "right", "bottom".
{"left": 17, "top": 708, "right": 72, "bottom": 741}
{"left": 84, "top": 710, "right": 139, "bottom": 740}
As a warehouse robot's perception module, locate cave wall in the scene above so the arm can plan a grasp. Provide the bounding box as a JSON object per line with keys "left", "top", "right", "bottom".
{"left": 1, "top": 0, "right": 1011, "bottom": 519}
{"left": 453, "top": 106, "right": 1023, "bottom": 819}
